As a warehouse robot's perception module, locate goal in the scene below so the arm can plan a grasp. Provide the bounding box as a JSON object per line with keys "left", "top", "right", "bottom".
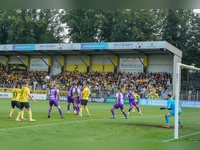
{"left": 174, "top": 63, "right": 200, "bottom": 139}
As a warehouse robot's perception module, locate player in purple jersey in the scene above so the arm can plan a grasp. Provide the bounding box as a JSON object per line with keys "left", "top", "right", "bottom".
{"left": 47, "top": 84, "right": 64, "bottom": 119}
{"left": 110, "top": 87, "right": 128, "bottom": 119}
{"left": 126, "top": 89, "right": 142, "bottom": 115}
{"left": 73, "top": 85, "right": 82, "bottom": 115}
{"left": 67, "top": 83, "right": 76, "bottom": 114}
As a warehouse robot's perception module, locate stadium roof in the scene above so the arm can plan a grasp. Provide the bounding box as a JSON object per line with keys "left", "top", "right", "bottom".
{"left": 0, "top": 41, "right": 182, "bottom": 58}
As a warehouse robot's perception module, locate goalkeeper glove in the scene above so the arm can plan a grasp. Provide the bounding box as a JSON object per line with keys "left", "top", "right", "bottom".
{"left": 160, "top": 107, "right": 165, "bottom": 110}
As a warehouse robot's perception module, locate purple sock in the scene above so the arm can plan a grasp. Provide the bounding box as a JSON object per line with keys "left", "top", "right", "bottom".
{"left": 77, "top": 107, "right": 79, "bottom": 113}
{"left": 111, "top": 110, "right": 115, "bottom": 116}
{"left": 136, "top": 107, "right": 140, "bottom": 112}
{"left": 73, "top": 105, "right": 76, "bottom": 111}
{"left": 128, "top": 108, "right": 132, "bottom": 112}
{"left": 67, "top": 104, "right": 70, "bottom": 111}
{"left": 48, "top": 108, "right": 52, "bottom": 115}
{"left": 123, "top": 112, "right": 127, "bottom": 118}
{"left": 59, "top": 109, "right": 63, "bottom": 116}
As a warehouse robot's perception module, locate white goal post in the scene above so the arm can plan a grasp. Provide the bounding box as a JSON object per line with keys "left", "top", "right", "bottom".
{"left": 174, "top": 63, "right": 200, "bottom": 139}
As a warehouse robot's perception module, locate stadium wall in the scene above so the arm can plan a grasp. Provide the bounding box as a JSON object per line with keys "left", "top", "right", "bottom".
{"left": 147, "top": 55, "right": 173, "bottom": 73}
{"left": 8, "top": 56, "right": 27, "bottom": 64}
{"left": 52, "top": 56, "right": 63, "bottom": 75}
{"left": 29, "top": 56, "right": 49, "bottom": 71}
{"left": 65, "top": 55, "right": 88, "bottom": 72}
{"left": 91, "top": 55, "right": 114, "bottom": 72}
{"left": 5, "top": 54, "right": 174, "bottom": 75}
{"left": 118, "top": 56, "right": 144, "bottom": 73}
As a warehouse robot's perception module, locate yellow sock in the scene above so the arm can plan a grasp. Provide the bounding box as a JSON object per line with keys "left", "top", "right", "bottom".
{"left": 28, "top": 109, "right": 32, "bottom": 119}
{"left": 80, "top": 107, "right": 82, "bottom": 114}
{"left": 9, "top": 108, "right": 14, "bottom": 116}
{"left": 85, "top": 107, "right": 89, "bottom": 114}
{"left": 16, "top": 111, "right": 22, "bottom": 119}
{"left": 21, "top": 110, "right": 24, "bottom": 118}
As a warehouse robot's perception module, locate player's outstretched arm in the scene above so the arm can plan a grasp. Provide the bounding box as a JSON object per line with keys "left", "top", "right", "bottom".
{"left": 28, "top": 94, "right": 36, "bottom": 103}
{"left": 160, "top": 107, "right": 166, "bottom": 110}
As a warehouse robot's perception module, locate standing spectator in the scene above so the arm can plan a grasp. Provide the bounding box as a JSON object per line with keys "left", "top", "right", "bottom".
{"left": 188, "top": 89, "right": 192, "bottom": 100}
{"left": 192, "top": 89, "right": 196, "bottom": 101}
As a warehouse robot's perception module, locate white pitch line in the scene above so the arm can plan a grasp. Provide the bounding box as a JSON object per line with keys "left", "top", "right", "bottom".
{"left": 0, "top": 114, "right": 162, "bottom": 131}
{"left": 0, "top": 118, "right": 102, "bottom": 131}
{"left": 162, "top": 131, "right": 200, "bottom": 142}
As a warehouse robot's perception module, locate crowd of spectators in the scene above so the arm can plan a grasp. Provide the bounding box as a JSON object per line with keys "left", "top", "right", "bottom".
{"left": 0, "top": 70, "right": 172, "bottom": 99}
{"left": 0, "top": 70, "right": 48, "bottom": 89}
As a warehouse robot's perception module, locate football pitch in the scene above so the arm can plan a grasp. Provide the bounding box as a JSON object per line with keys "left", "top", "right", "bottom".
{"left": 0, "top": 98, "right": 199, "bottom": 142}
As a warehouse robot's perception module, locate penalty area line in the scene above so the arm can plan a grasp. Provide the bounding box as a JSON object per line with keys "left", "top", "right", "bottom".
{"left": 0, "top": 114, "right": 162, "bottom": 131}
{"left": 162, "top": 131, "right": 200, "bottom": 142}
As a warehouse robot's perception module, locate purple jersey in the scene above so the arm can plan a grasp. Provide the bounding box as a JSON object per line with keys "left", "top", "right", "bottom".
{"left": 76, "top": 93, "right": 82, "bottom": 103}
{"left": 49, "top": 88, "right": 58, "bottom": 100}
{"left": 73, "top": 88, "right": 82, "bottom": 103}
{"left": 127, "top": 93, "right": 134, "bottom": 103}
{"left": 68, "top": 86, "right": 74, "bottom": 97}
{"left": 116, "top": 92, "right": 124, "bottom": 105}
{"left": 127, "top": 92, "right": 138, "bottom": 107}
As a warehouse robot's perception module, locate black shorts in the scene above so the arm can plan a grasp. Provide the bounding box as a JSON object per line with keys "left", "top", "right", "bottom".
{"left": 11, "top": 101, "right": 21, "bottom": 109}
{"left": 81, "top": 100, "right": 88, "bottom": 106}
{"left": 20, "top": 102, "right": 30, "bottom": 109}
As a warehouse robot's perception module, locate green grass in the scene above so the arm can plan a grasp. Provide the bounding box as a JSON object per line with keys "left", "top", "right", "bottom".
{"left": 0, "top": 98, "right": 199, "bottom": 142}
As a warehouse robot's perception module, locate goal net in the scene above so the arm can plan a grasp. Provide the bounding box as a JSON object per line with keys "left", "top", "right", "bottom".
{"left": 174, "top": 63, "right": 200, "bottom": 141}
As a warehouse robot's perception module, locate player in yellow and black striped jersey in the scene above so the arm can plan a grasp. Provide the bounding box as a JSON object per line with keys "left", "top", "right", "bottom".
{"left": 8, "top": 84, "right": 25, "bottom": 120}
{"left": 15, "top": 81, "right": 36, "bottom": 122}
{"left": 79, "top": 83, "right": 91, "bottom": 117}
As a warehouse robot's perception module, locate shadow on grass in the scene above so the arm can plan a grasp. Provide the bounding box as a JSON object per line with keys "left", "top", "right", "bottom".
{"left": 111, "top": 121, "right": 174, "bottom": 129}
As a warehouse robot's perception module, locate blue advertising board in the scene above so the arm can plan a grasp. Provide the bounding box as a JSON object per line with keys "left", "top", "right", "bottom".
{"left": 139, "top": 99, "right": 200, "bottom": 108}
{"left": 81, "top": 43, "right": 108, "bottom": 50}
{"left": 12, "top": 44, "right": 35, "bottom": 50}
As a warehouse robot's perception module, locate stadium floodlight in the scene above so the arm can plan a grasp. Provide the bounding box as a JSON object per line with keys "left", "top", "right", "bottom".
{"left": 175, "top": 63, "right": 200, "bottom": 139}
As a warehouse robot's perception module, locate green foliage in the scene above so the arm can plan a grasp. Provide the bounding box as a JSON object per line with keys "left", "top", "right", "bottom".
{"left": 0, "top": 9, "right": 65, "bottom": 44}
{"left": 61, "top": 9, "right": 100, "bottom": 42}
{"left": 61, "top": 9, "right": 159, "bottom": 42}
{"left": 1, "top": 9, "right": 200, "bottom": 70}
{"left": 160, "top": 9, "right": 200, "bottom": 67}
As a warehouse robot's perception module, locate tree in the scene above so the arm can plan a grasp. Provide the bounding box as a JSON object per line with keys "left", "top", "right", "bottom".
{"left": 62, "top": 9, "right": 160, "bottom": 43}
{"left": 160, "top": 9, "right": 200, "bottom": 67}
{"left": 97, "top": 9, "right": 135, "bottom": 42}
{"left": 61, "top": 9, "right": 100, "bottom": 43}
{"left": 0, "top": 9, "right": 13, "bottom": 44}
{"left": 129, "top": 9, "right": 159, "bottom": 41}
{"left": 0, "top": 9, "right": 65, "bottom": 44}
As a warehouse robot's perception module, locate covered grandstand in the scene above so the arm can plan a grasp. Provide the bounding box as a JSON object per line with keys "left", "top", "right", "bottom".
{"left": 0, "top": 41, "right": 182, "bottom": 96}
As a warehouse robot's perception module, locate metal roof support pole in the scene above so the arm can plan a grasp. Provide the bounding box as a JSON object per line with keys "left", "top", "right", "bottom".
{"left": 76, "top": 53, "right": 90, "bottom": 73}
{"left": 14, "top": 55, "right": 27, "bottom": 71}
{"left": 106, "top": 54, "right": 118, "bottom": 73}
{"left": 50, "top": 54, "right": 64, "bottom": 71}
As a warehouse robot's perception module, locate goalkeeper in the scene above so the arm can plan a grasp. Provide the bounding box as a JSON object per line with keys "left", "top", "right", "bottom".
{"left": 160, "top": 94, "right": 183, "bottom": 129}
